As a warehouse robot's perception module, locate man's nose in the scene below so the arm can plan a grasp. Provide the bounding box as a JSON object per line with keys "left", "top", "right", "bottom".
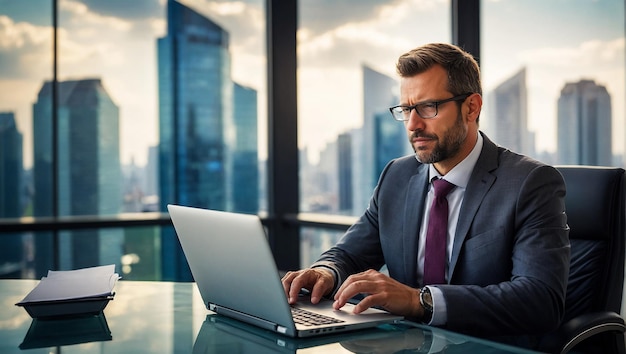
{"left": 404, "top": 109, "right": 425, "bottom": 131}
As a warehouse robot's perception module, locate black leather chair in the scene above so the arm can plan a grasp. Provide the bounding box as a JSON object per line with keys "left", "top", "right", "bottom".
{"left": 538, "top": 166, "right": 626, "bottom": 354}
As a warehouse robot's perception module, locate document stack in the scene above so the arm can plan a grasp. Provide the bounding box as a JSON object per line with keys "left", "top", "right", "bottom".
{"left": 16, "top": 264, "right": 120, "bottom": 318}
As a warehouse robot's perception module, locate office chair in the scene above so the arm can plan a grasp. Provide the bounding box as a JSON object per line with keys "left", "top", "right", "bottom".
{"left": 538, "top": 166, "right": 626, "bottom": 354}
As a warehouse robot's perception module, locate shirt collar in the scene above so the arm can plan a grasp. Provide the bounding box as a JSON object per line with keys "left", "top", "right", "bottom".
{"left": 428, "top": 132, "right": 483, "bottom": 189}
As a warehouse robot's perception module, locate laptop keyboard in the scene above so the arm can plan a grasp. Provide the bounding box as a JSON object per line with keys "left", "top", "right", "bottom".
{"left": 291, "top": 307, "right": 345, "bottom": 326}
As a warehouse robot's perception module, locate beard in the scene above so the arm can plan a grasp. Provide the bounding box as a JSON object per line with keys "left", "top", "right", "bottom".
{"left": 412, "top": 111, "right": 468, "bottom": 164}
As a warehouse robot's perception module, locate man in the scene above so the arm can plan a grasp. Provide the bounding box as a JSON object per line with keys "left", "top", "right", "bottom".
{"left": 282, "top": 43, "right": 570, "bottom": 346}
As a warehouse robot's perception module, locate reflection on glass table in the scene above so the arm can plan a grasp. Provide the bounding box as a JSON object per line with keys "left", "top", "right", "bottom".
{"left": 193, "top": 313, "right": 539, "bottom": 354}
{"left": 0, "top": 279, "right": 538, "bottom": 353}
{"left": 19, "top": 312, "right": 111, "bottom": 350}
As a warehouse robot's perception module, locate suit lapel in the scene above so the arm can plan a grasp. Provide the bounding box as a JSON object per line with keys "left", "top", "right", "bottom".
{"left": 449, "top": 133, "right": 499, "bottom": 279}
{"left": 403, "top": 163, "right": 429, "bottom": 287}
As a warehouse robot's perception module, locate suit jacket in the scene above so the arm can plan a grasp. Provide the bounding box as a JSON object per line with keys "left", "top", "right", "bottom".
{"left": 314, "top": 132, "right": 570, "bottom": 338}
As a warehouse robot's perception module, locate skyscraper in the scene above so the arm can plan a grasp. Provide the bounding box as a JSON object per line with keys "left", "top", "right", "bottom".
{"left": 337, "top": 132, "right": 352, "bottom": 213}
{"left": 157, "top": 0, "right": 259, "bottom": 280}
{"left": 158, "top": 0, "right": 231, "bottom": 212}
{"left": 0, "top": 112, "right": 24, "bottom": 278}
{"left": 557, "top": 79, "right": 612, "bottom": 166}
{"left": 353, "top": 65, "right": 402, "bottom": 213}
{"left": 32, "top": 78, "right": 122, "bottom": 272}
{"left": 489, "top": 68, "right": 535, "bottom": 156}
{"left": 374, "top": 111, "right": 407, "bottom": 178}
{"left": 231, "top": 83, "right": 259, "bottom": 214}
{"left": 0, "top": 112, "right": 23, "bottom": 218}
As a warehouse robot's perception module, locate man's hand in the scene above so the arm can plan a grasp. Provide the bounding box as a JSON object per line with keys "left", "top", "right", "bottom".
{"left": 333, "top": 269, "right": 423, "bottom": 318}
{"left": 281, "top": 268, "right": 335, "bottom": 305}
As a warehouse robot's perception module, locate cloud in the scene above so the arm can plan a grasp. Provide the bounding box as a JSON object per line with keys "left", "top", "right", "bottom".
{"left": 61, "top": 0, "right": 133, "bottom": 32}
{"left": 181, "top": 0, "right": 264, "bottom": 50}
{"left": 298, "top": 0, "right": 449, "bottom": 72}
{"left": 0, "top": 15, "right": 51, "bottom": 79}
{"left": 75, "top": 0, "right": 163, "bottom": 21}
{"left": 519, "top": 37, "right": 625, "bottom": 69}
{"left": 300, "top": 0, "right": 401, "bottom": 36}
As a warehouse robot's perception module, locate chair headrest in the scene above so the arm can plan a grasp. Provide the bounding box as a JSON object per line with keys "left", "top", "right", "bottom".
{"left": 556, "top": 166, "right": 625, "bottom": 241}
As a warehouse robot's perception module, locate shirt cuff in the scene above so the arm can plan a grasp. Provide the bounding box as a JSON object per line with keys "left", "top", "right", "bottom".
{"left": 427, "top": 286, "right": 447, "bottom": 326}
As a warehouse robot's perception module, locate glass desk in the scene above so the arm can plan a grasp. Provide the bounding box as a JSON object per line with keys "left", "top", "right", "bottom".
{"left": 0, "top": 280, "right": 539, "bottom": 353}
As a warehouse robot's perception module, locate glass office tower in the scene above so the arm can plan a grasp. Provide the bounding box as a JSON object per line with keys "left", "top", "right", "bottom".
{"left": 33, "top": 79, "right": 121, "bottom": 217}
{"left": 158, "top": 0, "right": 259, "bottom": 280}
{"left": 232, "top": 83, "right": 259, "bottom": 214}
{"left": 557, "top": 79, "right": 613, "bottom": 166}
{"left": 158, "top": 0, "right": 231, "bottom": 212}
{"left": 351, "top": 65, "right": 407, "bottom": 215}
{"left": 32, "top": 79, "right": 123, "bottom": 271}
{"left": 489, "top": 68, "right": 535, "bottom": 157}
{"left": 0, "top": 112, "right": 24, "bottom": 277}
{"left": 337, "top": 132, "right": 352, "bottom": 214}
{"left": 0, "top": 112, "right": 23, "bottom": 218}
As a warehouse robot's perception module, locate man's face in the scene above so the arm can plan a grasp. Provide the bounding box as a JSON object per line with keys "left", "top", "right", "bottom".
{"left": 400, "top": 65, "right": 469, "bottom": 165}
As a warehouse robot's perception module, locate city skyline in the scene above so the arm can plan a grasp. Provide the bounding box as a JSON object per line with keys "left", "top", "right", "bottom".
{"left": 0, "top": 0, "right": 623, "bottom": 169}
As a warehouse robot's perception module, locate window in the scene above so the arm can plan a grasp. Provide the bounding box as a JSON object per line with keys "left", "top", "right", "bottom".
{"left": 297, "top": 0, "right": 450, "bottom": 265}
{"left": 3, "top": 0, "right": 623, "bottom": 277}
{"left": 0, "top": 0, "right": 53, "bottom": 278}
{"left": 481, "top": 0, "right": 625, "bottom": 167}
{"left": 0, "top": 0, "right": 266, "bottom": 280}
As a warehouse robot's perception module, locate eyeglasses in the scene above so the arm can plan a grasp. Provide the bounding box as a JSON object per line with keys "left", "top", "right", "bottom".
{"left": 389, "top": 93, "right": 473, "bottom": 121}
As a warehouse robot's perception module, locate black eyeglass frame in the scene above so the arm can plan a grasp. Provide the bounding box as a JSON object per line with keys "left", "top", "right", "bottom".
{"left": 389, "top": 93, "right": 473, "bottom": 121}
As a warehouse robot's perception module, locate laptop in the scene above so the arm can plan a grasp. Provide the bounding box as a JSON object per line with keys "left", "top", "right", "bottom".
{"left": 167, "top": 204, "right": 403, "bottom": 338}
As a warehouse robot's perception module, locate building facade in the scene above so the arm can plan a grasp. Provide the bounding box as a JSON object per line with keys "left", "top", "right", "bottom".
{"left": 32, "top": 79, "right": 123, "bottom": 272}
{"left": 490, "top": 68, "right": 535, "bottom": 156}
{"left": 557, "top": 79, "right": 612, "bottom": 166}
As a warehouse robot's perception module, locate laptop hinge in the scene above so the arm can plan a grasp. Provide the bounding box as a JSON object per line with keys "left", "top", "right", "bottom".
{"left": 209, "top": 303, "right": 286, "bottom": 333}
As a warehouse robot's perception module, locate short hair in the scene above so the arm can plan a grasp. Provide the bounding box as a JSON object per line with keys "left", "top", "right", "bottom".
{"left": 396, "top": 43, "right": 482, "bottom": 97}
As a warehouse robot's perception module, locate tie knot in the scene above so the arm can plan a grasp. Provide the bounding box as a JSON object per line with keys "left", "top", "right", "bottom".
{"left": 432, "top": 178, "right": 455, "bottom": 197}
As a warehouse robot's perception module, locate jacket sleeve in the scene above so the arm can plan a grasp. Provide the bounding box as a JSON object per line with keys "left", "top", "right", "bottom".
{"left": 310, "top": 159, "right": 399, "bottom": 291}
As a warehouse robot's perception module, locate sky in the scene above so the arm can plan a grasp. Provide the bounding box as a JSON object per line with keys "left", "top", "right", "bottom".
{"left": 0, "top": 0, "right": 624, "bottom": 168}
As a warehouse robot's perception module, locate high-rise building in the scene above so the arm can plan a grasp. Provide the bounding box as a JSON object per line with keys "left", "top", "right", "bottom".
{"left": 0, "top": 112, "right": 23, "bottom": 218}
{"left": 143, "top": 145, "right": 159, "bottom": 210}
{"left": 353, "top": 65, "right": 402, "bottom": 213}
{"left": 489, "top": 68, "right": 535, "bottom": 156}
{"left": 337, "top": 132, "right": 352, "bottom": 213}
{"left": 232, "top": 83, "right": 259, "bottom": 214}
{"left": 557, "top": 79, "right": 612, "bottom": 166}
{"left": 158, "top": 0, "right": 231, "bottom": 212}
{"left": 32, "top": 79, "right": 122, "bottom": 272}
{"left": 374, "top": 111, "right": 407, "bottom": 178}
{"left": 0, "top": 112, "right": 24, "bottom": 278}
{"left": 157, "top": 0, "right": 259, "bottom": 279}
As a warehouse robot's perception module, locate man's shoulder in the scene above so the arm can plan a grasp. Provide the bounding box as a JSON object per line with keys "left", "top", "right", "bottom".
{"left": 497, "top": 147, "right": 551, "bottom": 170}
{"left": 379, "top": 155, "right": 424, "bottom": 180}
{"left": 491, "top": 147, "right": 563, "bottom": 184}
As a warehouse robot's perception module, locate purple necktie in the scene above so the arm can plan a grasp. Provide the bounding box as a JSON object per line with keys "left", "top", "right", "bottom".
{"left": 423, "top": 178, "right": 455, "bottom": 285}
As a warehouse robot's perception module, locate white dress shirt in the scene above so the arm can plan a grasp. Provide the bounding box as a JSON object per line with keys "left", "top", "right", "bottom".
{"left": 417, "top": 133, "right": 483, "bottom": 326}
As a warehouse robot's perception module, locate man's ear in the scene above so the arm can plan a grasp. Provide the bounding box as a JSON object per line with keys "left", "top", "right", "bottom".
{"left": 466, "top": 93, "right": 482, "bottom": 123}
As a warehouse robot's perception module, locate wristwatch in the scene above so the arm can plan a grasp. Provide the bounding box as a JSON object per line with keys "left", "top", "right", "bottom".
{"left": 419, "top": 287, "right": 433, "bottom": 322}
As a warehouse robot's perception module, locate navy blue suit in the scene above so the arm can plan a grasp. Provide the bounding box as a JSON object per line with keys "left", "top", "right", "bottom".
{"left": 314, "top": 132, "right": 570, "bottom": 337}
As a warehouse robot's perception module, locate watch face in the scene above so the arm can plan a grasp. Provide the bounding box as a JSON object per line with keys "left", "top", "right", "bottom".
{"left": 420, "top": 288, "right": 433, "bottom": 312}
{"left": 424, "top": 291, "right": 433, "bottom": 307}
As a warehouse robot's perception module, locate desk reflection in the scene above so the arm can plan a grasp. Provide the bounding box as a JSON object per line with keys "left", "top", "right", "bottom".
{"left": 19, "top": 312, "right": 112, "bottom": 349}
{"left": 193, "top": 314, "right": 425, "bottom": 353}
{"left": 193, "top": 314, "right": 539, "bottom": 354}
